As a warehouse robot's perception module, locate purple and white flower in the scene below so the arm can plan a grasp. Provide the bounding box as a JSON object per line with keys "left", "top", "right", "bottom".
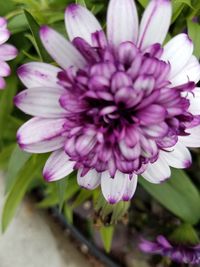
{"left": 140, "top": 235, "right": 200, "bottom": 265}
{"left": 0, "top": 17, "right": 18, "bottom": 89}
{"left": 15, "top": 0, "right": 200, "bottom": 203}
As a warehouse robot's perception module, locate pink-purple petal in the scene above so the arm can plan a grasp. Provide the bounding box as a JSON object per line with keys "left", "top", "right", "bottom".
{"left": 0, "top": 44, "right": 18, "bottom": 61}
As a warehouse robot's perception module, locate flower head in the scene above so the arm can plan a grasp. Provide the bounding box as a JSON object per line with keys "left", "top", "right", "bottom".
{"left": 140, "top": 235, "right": 200, "bottom": 265}
{"left": 15, "top": 0, "right": 200, "bottom": 203}
{"left": 0, "top": 17, "right": 18, "bottom": 89}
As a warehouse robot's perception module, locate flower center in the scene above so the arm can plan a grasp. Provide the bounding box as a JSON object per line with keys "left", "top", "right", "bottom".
{"left": 57, "top": 31, "right": 195, "bottom": 176}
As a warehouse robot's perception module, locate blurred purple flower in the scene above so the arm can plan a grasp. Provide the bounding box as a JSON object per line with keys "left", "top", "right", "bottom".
{"left": 140, "top": 235, "right": 200, "bottom": 265}
{"left": 15, "top": 0, "right": 200, "bottom": 203}
{"left": 0, "top": 17, "right": 18, "bottom": 89}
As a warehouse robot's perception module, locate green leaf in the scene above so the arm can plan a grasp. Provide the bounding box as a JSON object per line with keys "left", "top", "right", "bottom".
{"left": 137, "top": 0, "right": 148, "bottom": 8}
{"left": 56, "top": 178, "right": 67, "bottom": 212}
{"left": 187, "top": 20, "right": 200, "bottom": 59}
{"left": 100, "top": 226, "right": 114, "bottom": 253}
{"left": 0, "top": 144, "right": 15, "bottom": 169}
{"left": 0, "top": 76, "right": 18, "bottom": 143}
{"left": 24, "top": 9, "right": 51, "bottom": 62}
{"left": 5, "top": 145, "right": 31, "bottom": 194}
{"left": 2, "top": 155, "right": 44, "bottom": 232}
{"left": 139, "top": 169, "right": 200, "bottom": 225}
{"left": 76, "top": 0, "right": 86, "bottom": 7}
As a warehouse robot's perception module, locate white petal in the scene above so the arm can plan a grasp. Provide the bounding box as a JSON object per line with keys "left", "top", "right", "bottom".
{"left": 0, "top": 29, "right": 10, "bottom": 45}
{"left": 0, "top": 61, "right": 10, "bottom": 76}
{"left": 179, "top": 125, "right": 200, "bottom": 147}
{"left": 160, "top": 142, "right": 192, "bottom": 169}
{"left": 17, "top": 62, "right": 63, "bottom": 89}
{"left": 122, "top": 174, "right": 138, "bottom": 201}
{"left": 107, "top": 0, "right": 138, "bottom": 46}
{"left": 65, "top": 4, "right": 102, "bottom": 45}
{"left": 17, "top": 118, "right": 66, "bottom": 153}
{"left": 161, "top": 34, "right": 194, "bottom": 79}
{"left": 77, "top": 169, "right": 101, "bottom": 189}
{"left": 14, "top": 87, "right": 67, "bottom": 118}
{"left": 142, "top": 155, "right": 171, "bottom": 183}
{"left": 170, "top": 56, "right": 200, "bottom": 87}
{"left": 0, "top": 44, "right": 18, "bottom": 61}
{"left": 187, "top": 87, "right": 200, "bottom": 115}
{"left": 138, "top": 0, "right": 172, "bottom": 49}
{"left": 43, "top": 149, "right": 74, "bottom": 181}
{"left": 40, "top": 26, "right": 86, "bottom": 69}
{"left": 101, "top": 171, "right": 127, "bottom": 204}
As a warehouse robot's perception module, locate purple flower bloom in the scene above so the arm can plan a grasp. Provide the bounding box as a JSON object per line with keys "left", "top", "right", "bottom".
{"left": 140, "top": 235, "right": 200, "bottom": 265}
{"left": 0, "top": 17, "right": 18, "bottom": 89}
{"left": 15, "top": 0, "right": 200, "bottom": 203}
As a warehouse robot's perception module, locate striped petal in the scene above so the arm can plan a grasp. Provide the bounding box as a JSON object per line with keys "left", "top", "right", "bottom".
{"left": 101, "top": 171, "right": 127, "bottom": 204}
{"left": 160, "top": 142, "right": 192, "bottom": 169}
{"left": 17, "top": 117, "right": 66, "bottom": 153}
{"left": 17, "top": 62, "right": 63, "bottom": 88}
{"left": 122, "top": 174, "right": 138, "bottom": 201}
{"left": 77, "top": 169, "right": 101, "bottom": 189}
{"left": 161, "top": 34, "right": 194, "bottom": 78}
{"left": 138, "top": 0, "right": 172, "bottom": 49}
{"left": 65, "top": 4, "right": 102, "bottom": 45}
{"left": 170, "top": 56, "right": 200, "bottom": 87}
{"left": 107, "top": 0, "right": 138, "bottom": 46}
{"left": 0, "top": 44, "right": 18, "bottom": 61}
{"left": 142, "top": 155, "right": 171, "bottom": 183}
{"left": 179, "top": 126, "right": 200, "bottom": 147}
{"left": 40, "top": 26, "right": 86, "bottom": 69}
{"left": 43, "top": 149, "right": 74, "bottom": 181}
{"left": 14, "top": 87, "right": 67, "bottom": 118}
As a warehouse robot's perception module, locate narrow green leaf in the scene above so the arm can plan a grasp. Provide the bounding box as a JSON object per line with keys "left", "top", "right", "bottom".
{"left": 0, "top": 76, "right": 18, "bottom": 142}
{"left": 56, "top": 178, "right": 67, "bottom": 212}
{"left": 0, "top": 144, "right": 15, "bottom": 169}
{"left": 2, "top": 155, "right": 44, "bottom": 232}
{"left": 187, "top": 20, "right": 200, "bottom": 59}
{"left": 24, "top": 9, "right": 51, "bottom": 62}
{"left": 139, "top": 169, "right": 200, "bottom": 224}
{"left": 100, "top": 226, "right": 114, "bottom": 253}
{"left": 5, "top": 145, "right": 31, "bottom": 194}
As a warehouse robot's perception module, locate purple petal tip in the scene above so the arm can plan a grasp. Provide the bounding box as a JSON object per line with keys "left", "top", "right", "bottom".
{"left": 66, "top": 4, "right": 81, "bottom": 16}
{"left": 40, "top": 25, "right": 50, "bottom": 38}
{"left": 43, "top": 171, "right": 52, "bottom": 182}
{"left": 184, "top": 160, "right": 192, "bottom": 168}
{"left": 108, "top": 198, "right": 117, "bottom": 205}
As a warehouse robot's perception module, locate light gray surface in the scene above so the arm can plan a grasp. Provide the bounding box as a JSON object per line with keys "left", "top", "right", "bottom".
{"left": 0, "top": 176, "right": 93, "bottom": 267}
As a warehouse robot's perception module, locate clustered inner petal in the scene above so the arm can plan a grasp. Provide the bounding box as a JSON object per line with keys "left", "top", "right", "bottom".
{"left": 56, "top": 31, "right": 196, "bottom": 177}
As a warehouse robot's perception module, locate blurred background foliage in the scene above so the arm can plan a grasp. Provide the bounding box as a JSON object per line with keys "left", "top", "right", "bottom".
{"left": 0, "top": 0, "right": 200, "bottom": 260}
